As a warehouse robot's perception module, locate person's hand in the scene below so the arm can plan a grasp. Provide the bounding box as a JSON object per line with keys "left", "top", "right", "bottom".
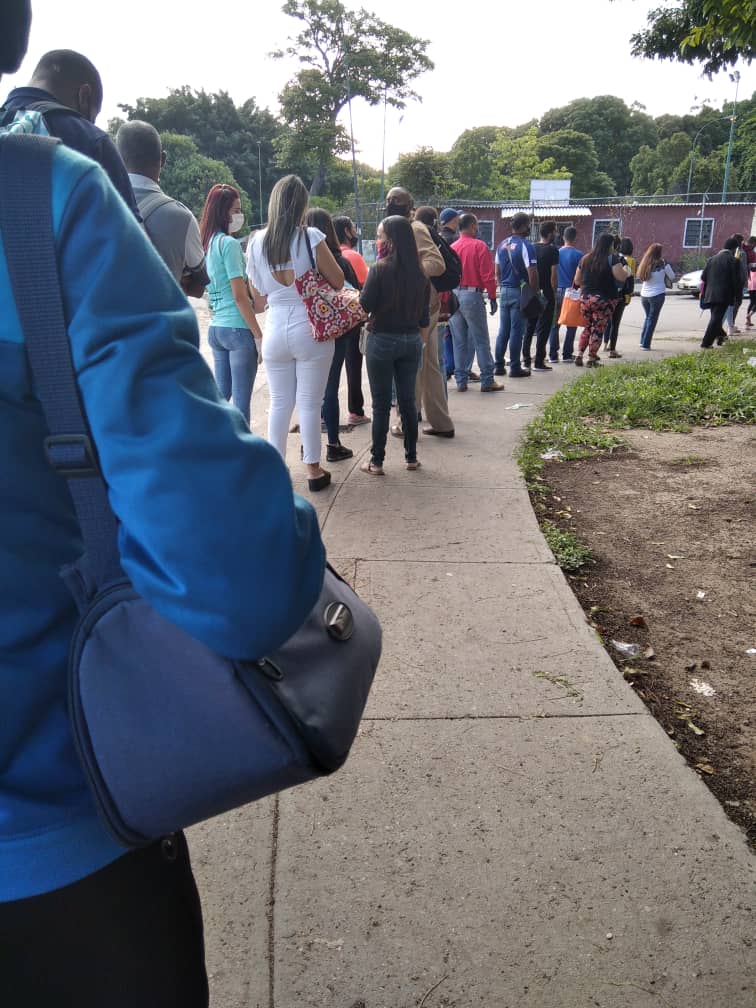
{"left": 489, "top": 298, "right": 498, "bottom": 316}
{"left": 254, "top": 338, "right": 263, "bottom": 365}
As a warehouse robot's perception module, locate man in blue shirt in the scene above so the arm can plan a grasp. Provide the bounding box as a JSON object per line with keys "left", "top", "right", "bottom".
{"left": 494, "top": 211, "right": 538, "bottom": 377}
{"left": 0, "top": 2, "right": 325, "bottom": 1002}
{"left": 3, "top": 48, "right": 141, "bottom": 219}
{"left": 549, "top": 225, "right": 584, "bottom": 362}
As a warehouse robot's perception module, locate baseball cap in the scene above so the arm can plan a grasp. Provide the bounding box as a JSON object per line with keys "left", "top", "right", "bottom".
{"left": 439, "top": 208, "right": 460, "bottom": 225}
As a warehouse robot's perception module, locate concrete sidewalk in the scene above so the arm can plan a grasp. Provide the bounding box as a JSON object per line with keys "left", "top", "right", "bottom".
{"left": 190, "top": 298, "right": 755, "bottom": 1008}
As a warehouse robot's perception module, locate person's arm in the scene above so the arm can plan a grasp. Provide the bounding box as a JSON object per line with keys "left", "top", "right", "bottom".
{"left": 478, "top": 243, "right": 497, "bottom": 301}
{"left": 612, "top": 258, "right": 630, "bottom": 284}
{"left": 574, "top": 264, "right": 583, "bottom": 288}
{"left": 412, "top": 221, "right": 445, "bottom": 278}
{"left": 315, "top": 239, "right": 344, "bottom": 290}
{"left": 221, "top": 237, "right": 263, "bottom": 338}
{"left": 230, "top": 276, "right": 263, "bottom": 339}
{"left": 419, "top": 281, "right": 431, "bottom": 329}
{"left": 359, "top": 265, "right": 380, "bottom": 316}
{"left": 54, "top": 150, "right": 325, "bottom": 658}
{"left": 521, "top": 242, "right": 538, "bottom": 289}
{"left": 495, "top": 256, "right": 501, "bottom": 286}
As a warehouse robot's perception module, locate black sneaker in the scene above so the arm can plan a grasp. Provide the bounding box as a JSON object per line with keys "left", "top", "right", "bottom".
{"left": 326, "top": 443, "right": 354, "bottom": 462}
{"left": 533, "top": 362, "right": 553, "bottom": 371}
{"left": 494, "top": 364, "right": 506, "bottom": 376}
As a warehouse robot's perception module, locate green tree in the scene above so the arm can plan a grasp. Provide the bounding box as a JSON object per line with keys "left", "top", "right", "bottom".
{"left": 535, "top": 129, "right": 616, "bottom": 198}
{"left": 118, "top": 87, "right": 279, "bottom": 224}
{"left": 273, "top": 0, "right": 433, "bottom": 195}
{"left": 448, "top": 126, "right": 501, "bottom": 199}
{"left": 490, "top": 127, "right": 569, "bottom": 200}
{"left": 158, "top": 132, "right": 252, "bottom": 225}
{"left": 540, "top": 96, "right": 658, "bottom": 195}
{"left": 630, "top": 0, "right": 755, "bottom": 77}
{"left": 387, "top": 147, "right": 455, "bottom": 203}
{"left": 630, "top": 131, "right": 694, "bottom": 194}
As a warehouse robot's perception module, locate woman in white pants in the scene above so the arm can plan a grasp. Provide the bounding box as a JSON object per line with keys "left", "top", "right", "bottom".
{"left": 247, "top": 176, "right": 344, "bottom": 492}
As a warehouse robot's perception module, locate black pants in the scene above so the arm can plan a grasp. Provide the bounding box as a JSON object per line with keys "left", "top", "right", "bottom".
{"left": 702, "top": 303, "right": 728, "bottom": 347}
{"left": 344, "top": 326, "right": 366, "bottom": 417}
{"left": 0, "top": 833, "right": 208, "bottom": 1008}
{"left": 605, "top": 299, "right": 626, "bottom": 350}
{"left": 523, "top": 297, "right": 555, "bottom": 366}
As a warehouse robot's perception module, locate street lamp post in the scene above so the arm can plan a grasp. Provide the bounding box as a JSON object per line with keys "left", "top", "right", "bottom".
{"left": 686, "top": 115, "right": 734, "bottom": 200}
{"left": 721, "top": 70, "right": 741, "bottom": 202}
{"left": 257, "top": 140, "right": 264, "bottom": 226}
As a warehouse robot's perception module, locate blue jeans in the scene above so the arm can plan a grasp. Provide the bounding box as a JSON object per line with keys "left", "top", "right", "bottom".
{"left": 322, "top": 335, "right": 349, "bottom": 443}
{"left": 208, "top": 325, "right": 257, "bottom": 424}
{"left": 366, "top": 331, "right": 422, "bottom": 466}
{"left": 549, "top": 288, "right": 577, "bottom": 360}
{"left": 496, "top": 286, "right": 527, "bottom": 374}
{"left": 640, "top": 293, "right": 665, "bottom": 348}
{"left": 450, "top": 290, "right": 495, "bottom": 389}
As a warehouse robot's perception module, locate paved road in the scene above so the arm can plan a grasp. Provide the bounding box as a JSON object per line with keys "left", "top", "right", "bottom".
{"left": 189, "top": 296, "right": 755, "bottom": 1008}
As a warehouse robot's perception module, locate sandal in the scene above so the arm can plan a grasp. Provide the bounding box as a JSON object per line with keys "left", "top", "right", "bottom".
{"left": 390, "top": 424, "right": 403, "bottom": 439}
{"left": 406, "top": 460, "right": 421, "bottom": 471}
{"left": 586, "top": 356, "right": 602, "bottom": 368}
{"left": 608, "top": 350, "right": 622, "bottom": 358}
{"left": 574, "top": 356, "right": 584, "bottom": 367}
{"left": 360, "top": 461, "right": 384, "bottom": 476}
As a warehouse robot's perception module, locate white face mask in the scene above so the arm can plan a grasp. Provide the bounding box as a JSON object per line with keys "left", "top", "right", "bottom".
{"left": 229, "top": 212, "right": 244, "bottom": 234}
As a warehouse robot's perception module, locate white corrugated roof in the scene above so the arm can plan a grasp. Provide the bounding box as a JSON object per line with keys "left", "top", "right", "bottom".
{"left": 499, "top": 206, "right": 592, "bottom": 218}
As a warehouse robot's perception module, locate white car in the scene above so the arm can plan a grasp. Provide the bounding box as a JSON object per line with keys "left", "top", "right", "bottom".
{"left": 677, "top": 269, "right": 703, "bottom": 295}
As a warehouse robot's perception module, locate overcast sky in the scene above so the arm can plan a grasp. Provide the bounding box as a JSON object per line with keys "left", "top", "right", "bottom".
{"left": 4, "top": 0, "right": 754, "bottom": 172}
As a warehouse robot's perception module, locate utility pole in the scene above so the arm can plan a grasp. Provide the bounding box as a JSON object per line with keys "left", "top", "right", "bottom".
{"left": 721, "top": 70, "right": 740, "bottom": 202}
{"left": 257, "top": 140, "right": 264, "bottom": 225}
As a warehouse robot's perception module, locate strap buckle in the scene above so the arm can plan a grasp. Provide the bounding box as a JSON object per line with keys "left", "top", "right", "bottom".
{"left": 44, "top": 434, "right": 100, "bottom": 478}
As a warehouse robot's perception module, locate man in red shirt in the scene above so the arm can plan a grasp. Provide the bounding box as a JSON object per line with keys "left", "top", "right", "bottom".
{"left": 333, "top": 215, "right": 370, "bottom": 425}
{"left": 448, "top": 214, "right": 503, "bottom": 392}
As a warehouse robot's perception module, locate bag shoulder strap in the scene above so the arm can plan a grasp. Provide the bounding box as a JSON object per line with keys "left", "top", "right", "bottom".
{"left": 0, "top": 133, "right": 122, "bottom": 595}
{"left": 138, "top": 190, "right": 175, "bottom": 224}
{"left": 302, "top": 227, "right": 317, "bottom": 271}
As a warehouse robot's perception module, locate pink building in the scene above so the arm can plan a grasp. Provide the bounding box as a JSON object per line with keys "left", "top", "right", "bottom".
{"left": 456, "top": 200, "right": 756, "bottom": 270}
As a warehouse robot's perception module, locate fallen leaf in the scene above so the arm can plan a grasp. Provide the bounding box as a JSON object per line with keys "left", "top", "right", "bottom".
{"left": 701, "top": 660, "right": 711, "bottom": 670}
{"left": 643, "top": 646, "right": 655, "bottom": 660}
{"left": 695, "top": 763, "right": 715, "bottom": 775}
{"left": 630, "top": 615, "right": 647, "bottom": 628}
{"left": 687, "top": 721, "right": 705, "bottom": 736}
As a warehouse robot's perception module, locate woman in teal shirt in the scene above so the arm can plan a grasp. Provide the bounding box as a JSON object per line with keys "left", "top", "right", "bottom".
{"left": 199, "top": 184, "right": 263, "bottom": 425}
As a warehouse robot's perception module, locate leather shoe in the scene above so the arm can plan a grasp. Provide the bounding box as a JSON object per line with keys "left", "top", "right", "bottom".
{"left": 509, "top": 369, "right": 531, "bottom": 377}
{"left": 494, "top": 365, "right": 505, "bottom": 376}
{"left": 422, "top": 427, "right": 455, "bottom": 438}
{"left": 481, "top": 381, "right": 505, "bottom": 392}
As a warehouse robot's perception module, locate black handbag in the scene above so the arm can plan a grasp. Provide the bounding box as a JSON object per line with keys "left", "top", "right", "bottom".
{"left": 1, "top": 133, "right": 382, "bottom": 848}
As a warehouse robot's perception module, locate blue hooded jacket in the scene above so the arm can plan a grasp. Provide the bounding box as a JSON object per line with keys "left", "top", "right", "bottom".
{"left": 0, "top": 142, "right": 325, "bottom": 901}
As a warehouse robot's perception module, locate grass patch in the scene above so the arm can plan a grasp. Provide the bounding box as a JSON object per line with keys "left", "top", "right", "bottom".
{"left": 542, "top": 521, "right": 593, "bottom": 571}
{"left": 667, "top": 455, "right": 709, "bottom": 467}
{"left": 518, "top": 342, "right": 756, "bottom": 485}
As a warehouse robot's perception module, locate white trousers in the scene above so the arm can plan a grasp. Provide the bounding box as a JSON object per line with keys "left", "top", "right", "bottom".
{"left": 263, "top": 307, "right": 334, "bottom": 464}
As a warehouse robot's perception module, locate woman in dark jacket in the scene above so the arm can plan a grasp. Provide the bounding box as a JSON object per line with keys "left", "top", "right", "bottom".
{"left": 573, "top": 232, "right": 630, "bottom": 367}
{"left": 359, "top": 216, "right": 430, "bottom": 474}
{"left": 305, "top": 208, "right": 357, "bottom": 462}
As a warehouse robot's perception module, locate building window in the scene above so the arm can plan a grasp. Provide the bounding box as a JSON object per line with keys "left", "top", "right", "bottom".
{"left": 683, "top": 218, "right": 714, "bottom": 248}
{"left": 592, "top": 218, "right": 620, "bottom": 243}
{"left": 477, "top": 220, "right": 494, "bottom": 249}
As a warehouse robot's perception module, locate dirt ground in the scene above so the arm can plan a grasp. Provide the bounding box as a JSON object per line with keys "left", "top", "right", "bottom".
{"left": 539, "top": 425, "right": 756, "bottom": 849}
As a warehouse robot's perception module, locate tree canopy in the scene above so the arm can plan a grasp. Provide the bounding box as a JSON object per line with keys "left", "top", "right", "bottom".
{"left": 630, "top": 0, "right": 755, "bottom": 77}
{"left": 273, "top": 0, "right": 433, "bottom": 194}
{"left": 158, "top": 133, "right": 252, "bottom": 225}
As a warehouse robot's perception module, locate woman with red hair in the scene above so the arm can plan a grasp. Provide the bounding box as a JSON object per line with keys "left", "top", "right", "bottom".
{"left": 199, "top": 184, "right": 263, "bottom": 425}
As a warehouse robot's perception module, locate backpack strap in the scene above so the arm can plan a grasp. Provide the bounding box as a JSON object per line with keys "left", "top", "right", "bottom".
{"left": 137, "top": 189, "right": 175, "bottom": 224}
{"left": 0, "top": 133, "right": 123, "bottom": 597}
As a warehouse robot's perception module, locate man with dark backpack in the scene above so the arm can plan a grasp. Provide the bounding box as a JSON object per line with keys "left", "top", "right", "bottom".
{"left": 2, "top": 48, "right": 141, "bottom": 219}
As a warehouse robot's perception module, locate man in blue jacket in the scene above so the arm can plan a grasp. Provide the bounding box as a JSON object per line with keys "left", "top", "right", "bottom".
{"left": 0, "top": 3, "right": 325, "bottom": 1004}
{"left": 2, "top": 47, "right": 141, "bottom": 219}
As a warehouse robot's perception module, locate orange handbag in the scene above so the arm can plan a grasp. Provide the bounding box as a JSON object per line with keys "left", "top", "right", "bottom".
{"left": 558, "top": 288, "right": 587, "bottom": 327}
